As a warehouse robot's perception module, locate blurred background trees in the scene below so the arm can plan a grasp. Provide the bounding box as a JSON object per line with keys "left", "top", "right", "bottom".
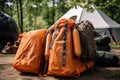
{"left": 0, "top": 0, "right": 120, "bottom": 32}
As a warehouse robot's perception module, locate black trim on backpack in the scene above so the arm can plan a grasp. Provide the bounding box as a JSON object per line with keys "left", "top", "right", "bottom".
{"left": 62, "top": 20, "right": 68, "bottom": 66}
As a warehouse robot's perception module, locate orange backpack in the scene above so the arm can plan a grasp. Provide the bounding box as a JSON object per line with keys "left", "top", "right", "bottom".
{"left": 45, "top": 18, "right": 93, "bottom": 78}
{"left": 13, "top": 29, "right": 47, "bottom": 74}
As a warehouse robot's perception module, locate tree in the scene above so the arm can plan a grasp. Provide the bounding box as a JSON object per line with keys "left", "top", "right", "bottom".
{"left": 94, "top": 0, "right": 120, "bottom": 23}
{"left": 1, "top": 0, "right": 120, "bottom": 32}
{"left": 65, "top": 0, "right": 120, "bottom": 23}
{"left": 0, "top": 0, "right": 6, "bottom": 12}
{"left": 17, "top": 0, "right": 23, "bottom": 33}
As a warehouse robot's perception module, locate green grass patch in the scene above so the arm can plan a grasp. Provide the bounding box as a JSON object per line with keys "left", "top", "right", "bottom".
{"left": 0, "top": 54, "right": 15, "bottom": 57}
{"left": 106, "top": 70, "right": 120, "bottom": 79}
{"left": 110, "top": 43, "right": 120, "bottom": 49}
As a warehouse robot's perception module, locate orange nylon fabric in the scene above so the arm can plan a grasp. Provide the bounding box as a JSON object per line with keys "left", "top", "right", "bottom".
{"left": 48, "top": 27, "right": 77, "bottom": 77}
{"left": 73, "top": 28, "right": 82, "bottom": 58}
{"left": 13, "top": 29, "right": 47, "bottom": 73}
{"left": 47, "top": 18, "right": 93, "bottom": 77}
{"left": 45, "top": 31, "right": 53, "bottom": 59}
{"left": 53, "top": 18, "right": 75, "bottom": 30}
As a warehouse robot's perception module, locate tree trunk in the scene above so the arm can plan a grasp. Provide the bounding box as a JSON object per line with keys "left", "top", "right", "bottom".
{"left": 52, "top": 0, "right": 55, "bottom": 24}
{"left": 19, "top": 0, "right": 23, "bottom": 33}
{"left": 16, "top": 0, "right": 21, "bottom": 31}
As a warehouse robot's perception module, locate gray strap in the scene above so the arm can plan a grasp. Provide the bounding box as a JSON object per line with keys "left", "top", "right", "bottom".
{"left": 62, "top": 21, "right": 68, "bottom": 66}
{"left": 49, "top": 22, "right": 60, "bottom": 49}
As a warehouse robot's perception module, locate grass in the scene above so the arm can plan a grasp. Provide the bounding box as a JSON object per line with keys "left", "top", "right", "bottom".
{"left": 0, "top": 53, "right": 15, "bottom": 57}
{"left": 106, "top": 70, "right": 120, "bottom": 79}
{"left": 110, "top": 43, "right": 120, "bottom": 49}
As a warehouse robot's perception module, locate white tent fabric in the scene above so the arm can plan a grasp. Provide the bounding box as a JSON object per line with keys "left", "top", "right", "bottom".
{"left": 80, "top": 8, "right": 120, "bottom": 28}
{"left": 60, "top": 5, "right": 120, "bottom": 29}
{"left": 57, "top": 5, "right": 120, "bottom": 42}
{"left": 59, "top": 6, "right": 82, "bottom": 23}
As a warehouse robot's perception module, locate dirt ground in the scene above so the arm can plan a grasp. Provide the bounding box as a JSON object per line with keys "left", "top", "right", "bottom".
{"left": 0, "top": 49, "right": 120, "bottom": 80}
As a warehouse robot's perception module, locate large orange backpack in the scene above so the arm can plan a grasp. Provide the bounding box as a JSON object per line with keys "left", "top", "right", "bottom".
{"left": 13, "top": 29, "right": 47, "bottom": 74}
{"left": 45, "top": 19, "right": 93, "bottom": 78}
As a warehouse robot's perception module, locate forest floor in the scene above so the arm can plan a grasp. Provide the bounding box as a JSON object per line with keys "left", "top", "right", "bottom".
{"left": 0, "top": 48, "right": 120, "bottom": 80}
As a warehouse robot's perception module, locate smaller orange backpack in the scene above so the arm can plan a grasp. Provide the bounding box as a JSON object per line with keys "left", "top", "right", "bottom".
{"left": 45, "top": 18, "right": 93, "bottom": 78}
{"left": 13, "top": 29, "right": 47, "bottom": 74}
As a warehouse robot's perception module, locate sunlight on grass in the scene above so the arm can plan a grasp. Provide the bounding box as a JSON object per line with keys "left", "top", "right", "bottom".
{"left": 106, "top": 70, "right": 120, "bottom": 78}
{"left": 0, "top": 54, "right": 15, "bottom": 57}
{"left": 110, "top": 43, "right": 120, "bottom": 49}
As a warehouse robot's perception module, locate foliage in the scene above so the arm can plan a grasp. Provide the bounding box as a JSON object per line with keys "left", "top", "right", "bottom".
{"left": 106, "top": 70, "right": 120, "bottom": 78}
{"left": 0, "top": 0, "right": 120, "bottom": 32}
{"left": 94, "top": 0, "right": 120, "bottom": 23}
{"left": 0, "top": 0, "right": 69, "bottom": 31}
{"left": 65, "top": 0, "right": 120, "bottom": 22}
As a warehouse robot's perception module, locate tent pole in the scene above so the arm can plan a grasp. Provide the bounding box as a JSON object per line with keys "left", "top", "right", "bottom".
{"left": 108, "top": 28, "right": 118, "bottom": 44}
{"left": 79, "top": 8, "right": 84, "bottom": 22}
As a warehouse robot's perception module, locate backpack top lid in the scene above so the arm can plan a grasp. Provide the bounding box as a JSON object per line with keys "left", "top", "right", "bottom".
{"left": 53, "top": 18, "right": 75, "bottom": 30}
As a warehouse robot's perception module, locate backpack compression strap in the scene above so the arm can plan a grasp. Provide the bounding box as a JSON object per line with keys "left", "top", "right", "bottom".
{"left": 62, "top": 20, "right": 68, "bottom": 66}
{"left": 50, "top": 22, "right": 60, "bottom": 49}
{"left": 49, "top": 20, "right": 68, "bottom": 66}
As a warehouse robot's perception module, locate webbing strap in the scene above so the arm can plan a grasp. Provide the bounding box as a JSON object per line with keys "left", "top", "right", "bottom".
{"left": 62, "top": 21, "right": 68, "bottom": 66}
{"left": 49, "top": 22, "right": 60, "bottom": 49}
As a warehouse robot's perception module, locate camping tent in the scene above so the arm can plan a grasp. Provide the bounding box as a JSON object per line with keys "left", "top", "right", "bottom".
{"left": 58, "top": 5, "right": 120, "bottom": 43}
